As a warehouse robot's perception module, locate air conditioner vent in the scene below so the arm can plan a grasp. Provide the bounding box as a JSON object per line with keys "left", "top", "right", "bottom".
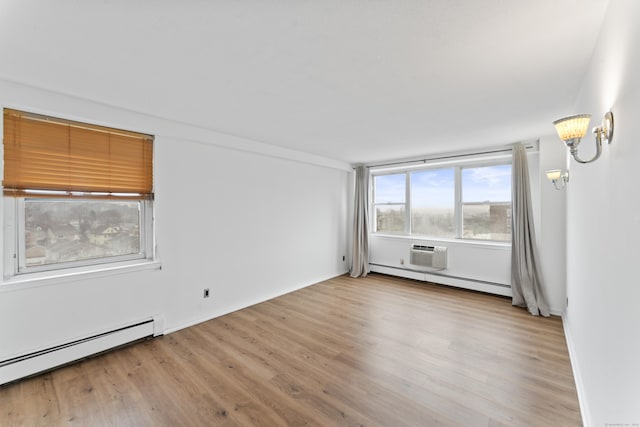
{"left": 410, "top": 244, "right": 447, "bottom": 269}
{"left": 412, "top": 245, "right": 435, "bottom": 251}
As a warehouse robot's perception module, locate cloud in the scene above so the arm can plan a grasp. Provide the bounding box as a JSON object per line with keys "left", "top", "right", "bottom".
{"left": 464, "top": 165, "right": 511, "bottom": 187}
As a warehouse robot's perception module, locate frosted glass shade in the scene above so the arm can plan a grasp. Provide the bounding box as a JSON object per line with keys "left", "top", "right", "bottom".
{"left": 553, "top": 114, "right": 591, "bottom": 141}
{"left": 546, "top": 170, "right": 562, "bottom": 181}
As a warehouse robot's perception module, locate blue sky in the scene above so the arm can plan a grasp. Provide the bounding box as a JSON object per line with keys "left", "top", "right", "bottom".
{"left": 411, "top": 169, "right": 455, "bottom": 208}
{"left": 462, "top": 164, "right": 511, "bottom": 203}
{"left": 374, "top": 174, "right": 406, "bottom": 203}
{"left": 374, "top": 164, "right": 511, "bottom": 208}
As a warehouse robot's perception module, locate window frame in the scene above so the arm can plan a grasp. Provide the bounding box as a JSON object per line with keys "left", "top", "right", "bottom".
{"left": 371, "top": 172, "right": 410, "bottom": 235}
{"left": 2, "top": 108, "right": 157, "bottom": 282}
{"left": 459, "top": 162, "right": 513, "bottom": 241}
{"left": 370, "top": 157, "right": 513, "bottom": 242}
{"left": 409, "top": 166, "right": 457, "bottom": 238}
{"left": 14, "top": 197, "right": 154, "bottom": 275}
{"left": 3, "top": 196, "right": 155, "bottom": 279}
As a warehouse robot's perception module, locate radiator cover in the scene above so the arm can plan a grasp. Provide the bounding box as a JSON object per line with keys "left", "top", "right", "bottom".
{"left": 0, "top": 318, "right": 155, "bottom": 385}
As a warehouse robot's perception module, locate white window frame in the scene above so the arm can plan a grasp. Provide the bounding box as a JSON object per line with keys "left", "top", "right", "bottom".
{"left": 371, "top": 172, "right": 409, "bottom": 235}
{"left": 370, "top": 154, "right": 513, "bottom": 242}
{"left": 3, "top": 196, "right": 155, "bottom": 279}
{"left": 458, "top": 161, "right": 512, "bottom": 241}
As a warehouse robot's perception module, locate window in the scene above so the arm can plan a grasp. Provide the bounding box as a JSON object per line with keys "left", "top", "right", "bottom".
{"left": 410, "top": 168, "right": 455, "bottom": 238}
{"left": 461, "top": 165, "right": 512, "bottom": 241}
{"left": 373, "top": 173, "right": 406, "bottom": 234}
{"left": 371, "top": 158, "right": 512, "bottom": 242}
{"left": 3, "top": 108, "right": 154, "bottom": 276}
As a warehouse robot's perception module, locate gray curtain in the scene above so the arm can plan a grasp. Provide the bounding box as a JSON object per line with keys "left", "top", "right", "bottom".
{"left": 511, "top": 144, "right": 550, "bottom": 316}
{"left": 350, "top": 165, "right": 370, "bottom": 277}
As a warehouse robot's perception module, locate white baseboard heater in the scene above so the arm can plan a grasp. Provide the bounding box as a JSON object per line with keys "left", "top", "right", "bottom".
{"left": 410, "top": 244, "right": 447, "bottom": 269}
{"left": 0, "top": 318, "right": 157, "bottom": 386}
{"left": 369, "top": 263, "right": 513, "bottom": 297}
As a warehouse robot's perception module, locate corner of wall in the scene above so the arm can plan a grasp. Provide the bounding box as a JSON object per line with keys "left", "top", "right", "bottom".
{"left": 561, "top": 313, "right": 591, "bottom": 427}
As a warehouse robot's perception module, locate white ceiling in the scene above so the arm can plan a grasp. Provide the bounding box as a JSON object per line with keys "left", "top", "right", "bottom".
{"left": 0, "top": 0, "right": 609, "bottom": 164}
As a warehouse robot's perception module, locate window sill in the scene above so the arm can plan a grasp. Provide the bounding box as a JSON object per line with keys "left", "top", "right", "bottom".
{"left": 0, "top": 259, "right": 162, "bottom": 293}
{"left": 370, "top": 233, "right": 511, "bottom": 249}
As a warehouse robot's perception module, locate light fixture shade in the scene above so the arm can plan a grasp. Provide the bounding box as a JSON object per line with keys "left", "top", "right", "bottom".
{"left": 546, "top": 170, "right": 562, "bottom": 181}
{"left": 553, "top": 114, "right": 592, "bottom": 141}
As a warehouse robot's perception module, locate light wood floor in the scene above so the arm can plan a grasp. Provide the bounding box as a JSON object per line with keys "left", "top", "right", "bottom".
{"left": 0, "top": 273, "right": 582, "bottom": 426}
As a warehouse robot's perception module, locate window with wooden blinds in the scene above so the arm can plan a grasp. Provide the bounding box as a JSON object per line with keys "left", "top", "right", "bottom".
{"left": 3, "top": 109, "right": 153, "bottom": 199}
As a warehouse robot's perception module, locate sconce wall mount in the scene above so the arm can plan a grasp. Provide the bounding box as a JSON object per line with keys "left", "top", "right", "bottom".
{"left": 553, "top": 111, "right": 614, "bottom": 164}
{"left": 545, "top": 169, "right": 569, "bottom": 190}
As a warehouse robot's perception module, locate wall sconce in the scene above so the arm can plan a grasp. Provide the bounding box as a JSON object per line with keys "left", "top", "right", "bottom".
{"left": 552, "top": 111, "right": 614, "bottom": 164}
{"left": 545, "top": 169, "right": 569, "bottom": 190}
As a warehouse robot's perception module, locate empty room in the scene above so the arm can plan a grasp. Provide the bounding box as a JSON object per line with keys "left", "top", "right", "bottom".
{"left": 0, "top": 0, "right": 638, "bottom": 426}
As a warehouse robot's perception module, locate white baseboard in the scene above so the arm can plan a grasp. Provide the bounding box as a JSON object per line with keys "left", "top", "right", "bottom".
{"left": 548, "top": 306, "right": 564, "bottom": 317}
{"left": 0, "top": 319, "right": 154, "bottom": 385}
{"left": 370, "top": 264, "right": 513, "bottom": 297}
{"left": 561, "top": 313, "right": 591, "bottom": 427}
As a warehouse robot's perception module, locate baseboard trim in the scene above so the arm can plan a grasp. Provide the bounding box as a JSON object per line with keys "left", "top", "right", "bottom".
{"left": 369, "top": 263, "right": 513, "bottom": 297}
{"left": 561, "top": 313, "right": 591, "bottom": 427}
{"left": 0, "top": 319, "right": 154, "bottom": 386}
{"left": 163, "top": 271, "right": 349, "bottom": 335}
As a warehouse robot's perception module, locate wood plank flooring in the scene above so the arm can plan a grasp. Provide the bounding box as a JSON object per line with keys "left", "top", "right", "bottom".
{"left": 0, "top": 273, "right": 582, "bottom": 426}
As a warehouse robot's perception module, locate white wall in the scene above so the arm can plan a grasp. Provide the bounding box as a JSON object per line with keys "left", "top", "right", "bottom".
{"left": 538, "top": 135, "right": 568, "bottom": 315}
{"left": 156, "top": 138, "right": 350, "bottom": 332}
{"left": 564, "top": 0, "right": 640, "bottom": 425}
{"left": 369, "top": 235, "right": 512, "bottom": 295}
{"left": 0, "top": 79, "right": 351, "bottom": 362}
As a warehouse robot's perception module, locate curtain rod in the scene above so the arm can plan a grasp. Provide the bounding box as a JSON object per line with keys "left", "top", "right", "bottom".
{"left": 361, "top": 144, "right": 536, "bottom": 170}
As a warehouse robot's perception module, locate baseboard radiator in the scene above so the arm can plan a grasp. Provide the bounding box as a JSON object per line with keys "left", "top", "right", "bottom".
{"left": 369, "top": 263, "right": 512, "bottom": 297}
{"left": 0, "top": 318, "right": 158, "bottom": 385}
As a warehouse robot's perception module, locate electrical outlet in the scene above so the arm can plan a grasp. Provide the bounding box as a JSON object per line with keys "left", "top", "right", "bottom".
{"left": 400, "top": 259, "right": 404, "bottom": 265}
{"left": 342, "top": 255, "right": 345, "bottom": 261}
{"left": 203, "top": 288, "right": 210, "bottom": 298}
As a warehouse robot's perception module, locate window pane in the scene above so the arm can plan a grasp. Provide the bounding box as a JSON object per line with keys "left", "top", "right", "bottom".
{"left": 410, "top": 168, "right": 455, "bottom": 237}
{"left": 374, "top": 174, "right": 405, "bottom": 204}
{"left": 375, "top": 205, "right": 405, "bottom": 234}
{"left": 24, "top": 200, "right": 141, "bottom": 267}
{"left": 461, "top": 164, "right": 512, "bottom": 241}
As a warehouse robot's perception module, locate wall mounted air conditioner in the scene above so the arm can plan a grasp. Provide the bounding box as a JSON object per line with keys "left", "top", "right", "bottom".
{"left": 410, "top": 244, "right": 447, "bottom": 269}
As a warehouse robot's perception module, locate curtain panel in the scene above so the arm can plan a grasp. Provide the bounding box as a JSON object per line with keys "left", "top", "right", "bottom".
{"left": 350, "top": 165, "right": 370, "bottom": 278}
{"left": 511, "top": 144, "right": 550, "bottom": 316}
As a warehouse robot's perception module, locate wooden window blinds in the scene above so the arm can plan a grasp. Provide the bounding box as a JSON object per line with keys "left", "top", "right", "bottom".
{"left": 3, "top": 109, "right": 153, "bottom": 199}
